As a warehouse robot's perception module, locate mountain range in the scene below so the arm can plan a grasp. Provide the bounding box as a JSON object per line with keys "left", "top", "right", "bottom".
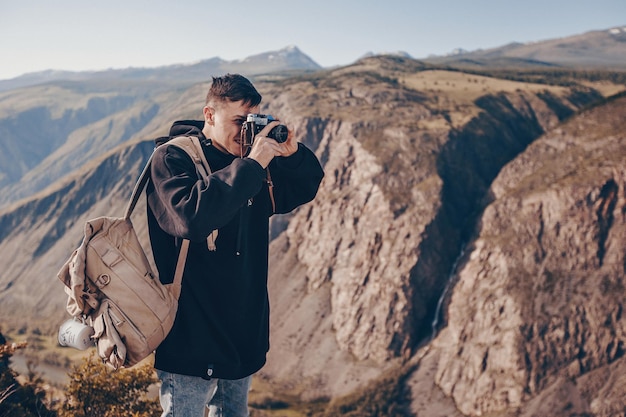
{"left": 3, "top": 25, "right": 626, "bottom": 93}
{"left": 1, "top": 26, "right": 626, "bottom": 416}
{"left": 425, "top": 26, "right": 626, "bottom": 69}
{"left": 0, "top": 45, "right": 322, "bottom": 93}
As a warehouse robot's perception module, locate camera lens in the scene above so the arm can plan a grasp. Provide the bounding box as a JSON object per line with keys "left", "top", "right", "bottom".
{"left": 268, "top": 125, "right": 289, "bottom": 143}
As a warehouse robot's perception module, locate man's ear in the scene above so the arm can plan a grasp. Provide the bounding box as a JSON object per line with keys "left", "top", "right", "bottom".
{"left": 203, "top": 106, "right": 216, "bottom": 125}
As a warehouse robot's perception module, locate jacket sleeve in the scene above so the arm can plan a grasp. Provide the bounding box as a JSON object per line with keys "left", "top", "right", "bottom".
{"left": 147, "top": 144, "right": 266, "bottom": 241}
{"left": 269, "top": 143, "right": 324, "bottom": 215}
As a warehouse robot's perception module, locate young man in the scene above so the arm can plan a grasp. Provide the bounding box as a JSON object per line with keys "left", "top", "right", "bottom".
{"left": 146, "top": 73, "right": 324, "bottom": 416}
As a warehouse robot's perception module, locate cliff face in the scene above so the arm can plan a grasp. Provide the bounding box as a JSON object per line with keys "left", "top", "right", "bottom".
{"left": 428, "top": 95, "right": 626, "bottom": 416}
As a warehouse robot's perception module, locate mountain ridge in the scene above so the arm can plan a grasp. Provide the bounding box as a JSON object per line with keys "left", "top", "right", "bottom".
{"left": 0, "top": 45, "right": 322, "bottom": 92}
{"left": 426, "top": 26, "right": 626, "bottom": 69}
{"left": 4, "top": 24, "right": 626, "bottom": 91}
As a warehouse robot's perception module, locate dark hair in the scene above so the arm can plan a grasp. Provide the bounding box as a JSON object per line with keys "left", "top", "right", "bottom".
{"left": 205, "top": 73, "right": 262, "bottom": 107}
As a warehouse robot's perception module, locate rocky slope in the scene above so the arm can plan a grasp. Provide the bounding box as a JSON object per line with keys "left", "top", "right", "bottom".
{"left": 423, "top": 93, "right": 626, "bottom": 416}
{"left": 0, "top": 81, "right": 204, "bottom": 207}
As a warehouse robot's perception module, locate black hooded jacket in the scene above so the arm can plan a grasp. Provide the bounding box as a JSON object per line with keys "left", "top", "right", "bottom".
{"left": 147, "top": 120, "right": 324, "bottom": 380}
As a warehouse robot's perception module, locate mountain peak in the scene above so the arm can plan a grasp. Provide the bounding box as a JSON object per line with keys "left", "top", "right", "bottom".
{"left": 608, "top": 26, "right": 626, "bottom": 35}
{"left": 236, "top": 46, "right": 322, "bottom": 70}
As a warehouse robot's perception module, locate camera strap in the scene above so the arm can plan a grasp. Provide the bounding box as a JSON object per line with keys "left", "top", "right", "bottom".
{"left": 266, "top": 168, "right": 276, "bottom": 214}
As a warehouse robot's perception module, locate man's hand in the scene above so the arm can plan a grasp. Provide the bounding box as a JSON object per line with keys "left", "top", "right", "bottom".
{"left": 247, "top": 120, "right": 298, "bottom": 168}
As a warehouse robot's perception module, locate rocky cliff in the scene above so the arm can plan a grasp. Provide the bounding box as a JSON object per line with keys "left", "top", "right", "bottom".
{"left": 427, "top": 93, "right": 626, "bottom": 416}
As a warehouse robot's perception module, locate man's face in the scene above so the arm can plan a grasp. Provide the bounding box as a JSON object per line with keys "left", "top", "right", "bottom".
{"left": 204, "top": 100, "right": 259, "bottom": 157}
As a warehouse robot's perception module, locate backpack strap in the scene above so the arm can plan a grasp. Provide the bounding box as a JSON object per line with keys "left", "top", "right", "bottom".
{"left": 167, "top": 136, "right": 219, "bottom": 251}
{"left": 125, "top": 135, "right": 212, "bottom": 219}
{"left": 123, "top": 136, "right": 215, "bottom": 299}
{"left": 124, "top": 152, "right": 154, "bottom": 220}
{"left": 171, "top": 239, "right": 189, "bottom": 299}
{"left": 167, "top": 136, "right": 211, "bottom": 184}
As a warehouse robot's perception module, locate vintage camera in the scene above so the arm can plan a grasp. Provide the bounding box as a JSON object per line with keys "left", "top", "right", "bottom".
{"left": 240, "top": 114, "right": 288, "bottom": 146}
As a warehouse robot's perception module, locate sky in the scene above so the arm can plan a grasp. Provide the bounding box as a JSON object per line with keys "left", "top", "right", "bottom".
{"left": 1, "top": 0, "right": 625, "bottom": 81}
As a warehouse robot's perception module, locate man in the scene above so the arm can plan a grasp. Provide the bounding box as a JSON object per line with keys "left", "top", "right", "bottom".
{"left": 146, "top": 73, "right": 324, "bottom": 416}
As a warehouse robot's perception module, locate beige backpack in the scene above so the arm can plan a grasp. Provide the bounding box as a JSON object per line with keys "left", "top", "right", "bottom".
{"left": 58, "top": 136, "right": 212, "bottom": 369}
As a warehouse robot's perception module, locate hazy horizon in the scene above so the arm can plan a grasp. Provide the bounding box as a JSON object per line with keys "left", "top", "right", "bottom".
{"left": 1, "top": 0, "right": 625, "bottom": 81}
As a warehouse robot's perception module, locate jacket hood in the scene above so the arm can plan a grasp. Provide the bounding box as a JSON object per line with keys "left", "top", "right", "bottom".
{"left": 170, "top": 120, "right": 204, "bottom": 137}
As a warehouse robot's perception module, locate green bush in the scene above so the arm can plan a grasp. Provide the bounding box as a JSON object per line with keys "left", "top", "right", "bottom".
{"left": 58, "top": 353, "right": 159, "bottom": 417}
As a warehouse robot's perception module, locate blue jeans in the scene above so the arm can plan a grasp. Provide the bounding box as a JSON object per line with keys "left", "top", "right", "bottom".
{"left": 157, "top": 370, "right": 251, "bottom": 417}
